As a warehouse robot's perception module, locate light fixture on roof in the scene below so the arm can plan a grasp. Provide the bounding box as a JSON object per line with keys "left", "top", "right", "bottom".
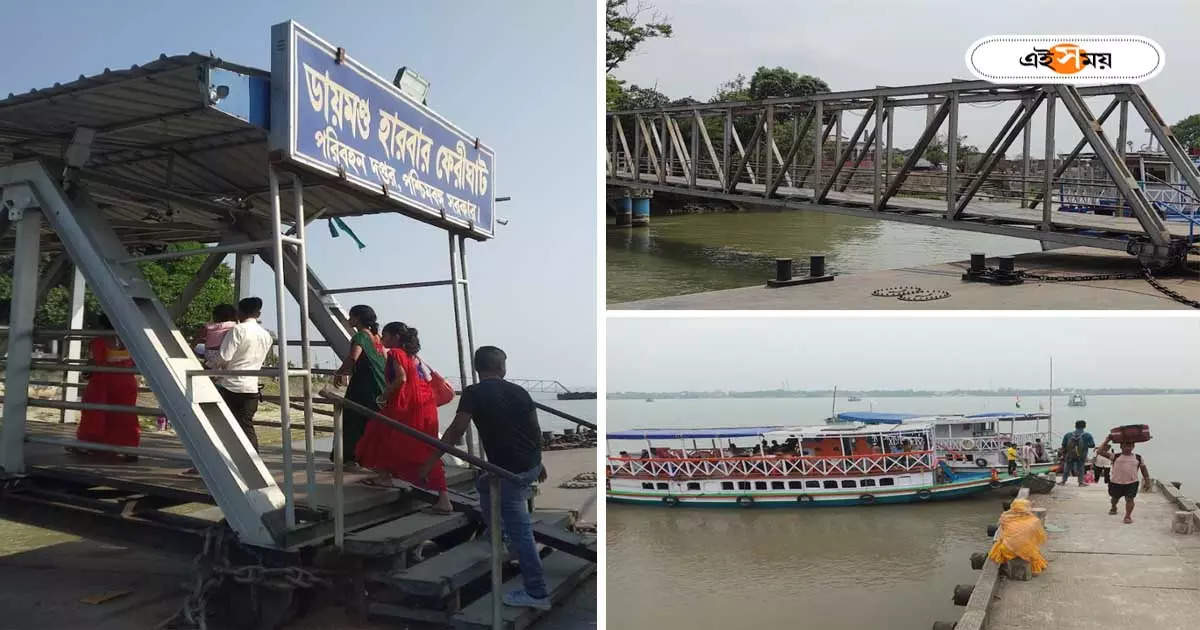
{"left": 209, "top": 84, "right": 229, "bottom": 104}
{"left": 393, "top": 67, "right": 430, "bottom": 105}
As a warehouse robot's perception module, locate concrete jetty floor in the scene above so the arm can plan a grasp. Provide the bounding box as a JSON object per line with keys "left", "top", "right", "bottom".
{"left": 612, "top": 247, "right": 1200, "bottom": 309}
{"left": 983, "top": 483, "right": 1200, "bottom": 630}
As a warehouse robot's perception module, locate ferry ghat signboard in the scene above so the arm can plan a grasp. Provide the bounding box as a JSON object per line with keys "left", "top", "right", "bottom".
{"left": 269, "top": 21, "right": 496, "bottom": 239}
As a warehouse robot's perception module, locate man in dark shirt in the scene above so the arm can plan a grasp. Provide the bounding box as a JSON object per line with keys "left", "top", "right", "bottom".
{"left": 419, "top": 345, "right": 549, "bottom": 610}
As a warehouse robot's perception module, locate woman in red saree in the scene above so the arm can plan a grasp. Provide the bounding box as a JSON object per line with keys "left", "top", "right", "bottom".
{"left": 74, "top": 316, "right": 140, "bottom": 454}
{"left": 356, "top": 322, "right": 453, "bottom": 513}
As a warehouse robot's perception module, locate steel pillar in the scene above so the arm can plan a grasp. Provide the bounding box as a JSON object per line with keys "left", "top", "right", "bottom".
{"left": 0, "top": 207, "right": 41, "bottom": 473}
{"left": 0, "top": 161, "right": 284, "bottom": 547}
{"left": 448, "top": 234, "right": 477, "bottom": 457}
{"left": 61, "top": 266, "right": 86, "bottom": 424}
{"left": 234, "top": 253, "right": 254, "bottom": 301}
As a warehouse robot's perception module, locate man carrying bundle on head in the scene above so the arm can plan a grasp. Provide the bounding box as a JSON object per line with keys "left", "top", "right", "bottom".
{"left": 1096, "top": 436, "right": 1152, "bottom": 524}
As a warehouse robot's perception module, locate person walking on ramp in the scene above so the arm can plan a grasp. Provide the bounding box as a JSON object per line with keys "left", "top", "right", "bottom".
{"left": 1059, "top": 420, "right": 1095, "bottom": 486}
{"left": 1096, "top": 437, "right": 1151, "bottom": 524}
{"left": 419, "top": 345, "right": 551, "bottom": 611}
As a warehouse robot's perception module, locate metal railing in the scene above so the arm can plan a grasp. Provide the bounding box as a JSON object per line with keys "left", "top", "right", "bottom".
{"left": 318, "top": 388, "right": 516, "bottom": 630}
{"left": 607, "top": 450, "right": 935, "bottom": 479}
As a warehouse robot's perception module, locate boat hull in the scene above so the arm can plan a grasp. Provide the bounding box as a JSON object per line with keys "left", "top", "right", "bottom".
{"left": 607, "top": 473, "right": 1022, "bottom": 508}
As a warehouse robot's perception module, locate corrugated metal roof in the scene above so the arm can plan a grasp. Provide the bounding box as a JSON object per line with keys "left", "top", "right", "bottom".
{"left": 0, "top": 53, "right": 459, "bottom": 254}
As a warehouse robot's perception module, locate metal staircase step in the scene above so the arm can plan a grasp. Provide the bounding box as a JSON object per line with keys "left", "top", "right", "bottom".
{"left": 450, "top": 551, "right": 595, "bottom": 630}
{"left": 345, "top": 510, "right": 471, "bottom": 557}
{"left": 379, "top": 511, "right": 571, "bottom": 598}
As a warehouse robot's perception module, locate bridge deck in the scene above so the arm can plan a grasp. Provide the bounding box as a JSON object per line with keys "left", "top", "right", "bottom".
{"left": 612, "top": 171, "right": 1197, "bottom": 244}
{"left": 18, "top": 420, "right": 474, "bottom": 534}
{"left": 981, "top": 483, "right": 1200, "bottom": 630}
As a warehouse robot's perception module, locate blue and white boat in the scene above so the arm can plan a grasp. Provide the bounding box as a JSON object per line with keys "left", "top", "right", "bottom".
{"left": 606, "top": 422, "right": 1026, "bottom": 508}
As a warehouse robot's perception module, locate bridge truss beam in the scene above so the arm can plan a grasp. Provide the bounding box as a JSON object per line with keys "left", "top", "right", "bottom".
{"left": 606, "top": 81, "right": 1195, "bottom": 268}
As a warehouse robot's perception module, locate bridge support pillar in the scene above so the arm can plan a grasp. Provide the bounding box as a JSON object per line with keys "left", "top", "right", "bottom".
{"left": 615, "top": 195, "right": 632, "bottom": 227}
{"left": 631, "top": 196, "right": 651, "bottom": 227}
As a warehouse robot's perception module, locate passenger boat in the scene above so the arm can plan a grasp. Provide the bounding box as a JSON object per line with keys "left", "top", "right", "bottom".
{"left": 1068, "top": 392, "right": 1087, "bottom": 407}
{"left": 847, "top": 395, "right": 863, "bottom": 402}
{"left": 606, "top": 422, "right": 1026, "bottom": 508}
{"left": 833, "top": 411, "right": 1057, "bottom": 474}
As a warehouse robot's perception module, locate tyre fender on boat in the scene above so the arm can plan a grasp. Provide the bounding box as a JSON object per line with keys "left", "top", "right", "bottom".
{"left": 662, "top": 496, "right": 679, "bottom": 507}
{"left": 859, "top": 493, "right": 876, "bottom": 504}
{"left": 736, "top": 495, "right": 754, "bottom": 507}
{"left": 796, "top": 495, "right": 814, "bottom": 503}
{"left": 916, "top": 489, "right": 933, "bottom": 500}
{"left": 989, "top": 479, "right": 1002, "bottom": 489}
{"left": 960, "top": 438, "right": 976, "bottom": 451}
{"left": 975, "top": 457, "right": 989, "bottom": 468}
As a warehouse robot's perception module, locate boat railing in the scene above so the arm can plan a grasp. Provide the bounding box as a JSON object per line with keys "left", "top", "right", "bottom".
{"left": 935, "top": 432, "right": 1052, "bottom": 453}
{"left": 606, "top": 451, "right": 935, "bottom": 480}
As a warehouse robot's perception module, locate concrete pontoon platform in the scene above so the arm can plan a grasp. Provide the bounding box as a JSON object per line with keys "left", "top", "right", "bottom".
{"left": 612, "top": 247, "right": 1200, "bottom": 310}
{"left": 968, "top": 483, "right": 1200, "bottom": 630}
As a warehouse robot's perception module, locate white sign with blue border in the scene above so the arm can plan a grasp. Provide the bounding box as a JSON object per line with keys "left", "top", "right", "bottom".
{"left": 269, "top": 21, "right": 495, "bottom": 238}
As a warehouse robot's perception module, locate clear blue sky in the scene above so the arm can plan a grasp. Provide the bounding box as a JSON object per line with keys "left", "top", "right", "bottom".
{"left": 2, "top": 1, "right": 597, "bottom": 387}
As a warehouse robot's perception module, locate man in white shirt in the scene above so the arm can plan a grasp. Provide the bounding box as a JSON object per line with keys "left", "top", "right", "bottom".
{"left": 215, "top": 297, "right": 274, "bottom": 450}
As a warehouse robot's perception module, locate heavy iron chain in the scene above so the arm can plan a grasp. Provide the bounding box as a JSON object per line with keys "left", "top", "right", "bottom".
{"left": 898, "top": 289, "right": 951, "bottom": 302}
{"left": 1020, "top": 267, "right": 1200, "bottom": 309}
{"left": 158, "top": 526, "right": 332, "bottom": 630}
{"left": 871, "top": 286, "right": 923, "bottom": 297}
{"left": 1141, "top": 267, "right": 1200, "bottom": 309}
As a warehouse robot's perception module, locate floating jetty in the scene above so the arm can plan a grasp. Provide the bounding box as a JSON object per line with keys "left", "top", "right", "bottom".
{"left": 939, "top": 479, "right": 1200, "bottom": 630}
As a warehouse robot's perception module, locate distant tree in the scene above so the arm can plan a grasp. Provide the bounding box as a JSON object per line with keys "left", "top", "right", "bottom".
{"left": 711, "top": 74, "right": 749, "bottom": 103}
{"left": 748, "top": 66, "right": 830, "bottom": 102}
{"left": 606, "top": 0, "right": 673, "bottom": 72}
{"left": 924, "top": 135, "right": 979, "bottom": 169}
{"left": 0, "top": 242, "right": 234, "bottom": 337}
{"left": 1171, "top": 114, "right": 1200, "bottom": 150}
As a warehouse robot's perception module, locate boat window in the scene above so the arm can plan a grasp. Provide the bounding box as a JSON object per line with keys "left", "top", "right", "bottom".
{"left": 806, "top": 480, "right": 820, "bottom": 488}
{"left": 771, "top": 481, "right": 785, "bottom": 490}
{"left": 841, "top": 479, "right": 857, "bottom": 488}
{"left": 879, "top": 478, "right": 895, "bottom": 486}
{"left": 789, "top": 481, "right": 803, "bottom": 489}
{"left": 754, "top": 481, "right": 767, "bottom": 490}
{"left": 861, "top": 479, "right": 876, "bottom": 487}
{"left": 642, "top": 482, "right": 654, "bottom": 489}
{"left": 656, "top": 482, "right": 668, "bottom": 490}
{"left": 722, "top": 482, "right": 734, "bottom": 490}
{"left": 687, "top": 482, "right": 700, "bottom": 491}
{"left": 738, "top": 481, "right": 751, "bottom": 490}
{"left": 823, "top": 480, "right": 837, "bottom": 489}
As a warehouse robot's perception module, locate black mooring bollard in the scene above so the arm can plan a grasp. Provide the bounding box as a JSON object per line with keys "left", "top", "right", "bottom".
{"left": 1002, "top": 500, "right": 1012, "bottom": 511}
{"left": 998, "top": 256, "right": 1015, "bottom": 274}
{"left": 987, "top": 524, "right": 998, "bottom": 537}
{"left": 932, "top": 622, "right": 958, "bottom": 630}
{"left": 970, "top": 253, "right": 986, "bottom": 273}
{"left": 952, "top": 583, "right": 974, "bottom": 606}
{"left": 970, "top": 552, "right": 987, "bottom": 570}
{"left": 775, "top": 258, "right": 794, "bottom": 282}
{"left": 810, "top": 255, "right": 826, "bottom": 278}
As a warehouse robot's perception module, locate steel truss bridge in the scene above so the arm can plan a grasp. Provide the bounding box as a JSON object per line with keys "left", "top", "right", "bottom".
{"left": 606, "top": 81, "right": 1200, "bottom": 268}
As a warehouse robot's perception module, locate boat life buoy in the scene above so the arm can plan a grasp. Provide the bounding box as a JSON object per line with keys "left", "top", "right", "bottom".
{"left": 975, "top": 457, "right": 989, "bottom": 468}
{"left": 859, "top": 494, "right": 876, "bottom": 504}
{"left": 662, "top": 496, "right": 679, "bottom": 507}
{"left": 917, "top": 489, "right": 933, "bottom": 500}
{"left": 960, "top": 438, "right": 976, "bottom": 451}
{"left": 797, "top": 495, "right": 814, "bottom": 503}
{"left": 989, "top": 479, "right": 1002, "bottom": 489}
{"left": 736, "top": 495, "right": 754, "bottom": 507}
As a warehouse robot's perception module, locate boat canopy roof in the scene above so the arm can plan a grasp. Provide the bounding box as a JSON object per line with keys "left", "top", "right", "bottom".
{"left": 606, "top": 427, "right": 783, "bottom": 440}
{"left": 766, "top": 421, "right": 934, "bottom": 439}
{"left": 836, "top": 411, "right": 1050, "bottom": 425}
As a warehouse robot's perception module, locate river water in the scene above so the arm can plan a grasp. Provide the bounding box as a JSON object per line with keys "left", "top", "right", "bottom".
{"left": 607, "top": 211, "right": 1039, "bottom": 303}
{"left": 606, "top": 394, "right": 1198, "bottom": 630}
